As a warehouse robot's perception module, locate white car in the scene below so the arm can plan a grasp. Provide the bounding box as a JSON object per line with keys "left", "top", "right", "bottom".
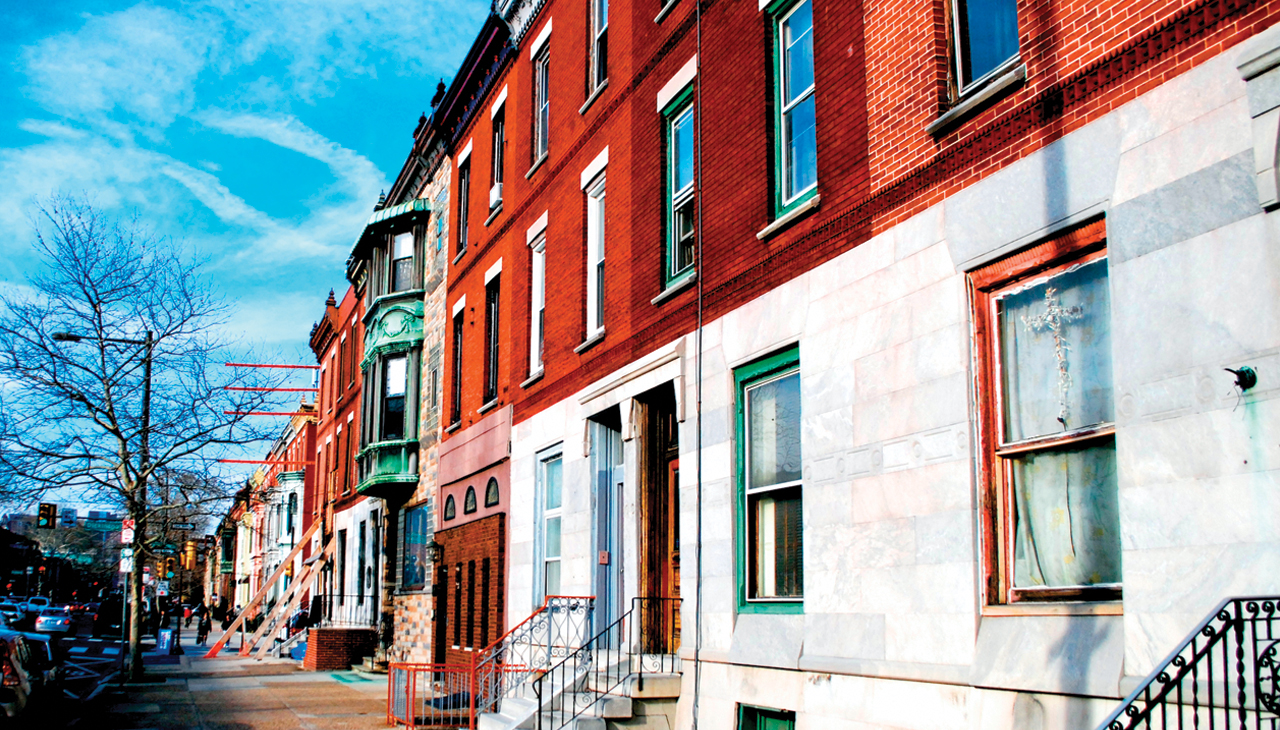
{"left": 32, "top": 609, "right": 72, "bottom": 635}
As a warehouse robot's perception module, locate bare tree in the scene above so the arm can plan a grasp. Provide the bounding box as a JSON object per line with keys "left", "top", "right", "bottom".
{"left": 0, "top": 196, "right": 287, "bottom": 680}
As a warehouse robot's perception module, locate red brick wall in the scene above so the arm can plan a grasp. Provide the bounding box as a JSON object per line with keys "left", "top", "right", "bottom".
{"left": 303, "top": 627, "right": 377, "bottom": 671}
{"left": 434, "top": 0, "right": 1280, "bottom": 434}
{"left": 433, "top": 513, "right": 506, "bottom": 667}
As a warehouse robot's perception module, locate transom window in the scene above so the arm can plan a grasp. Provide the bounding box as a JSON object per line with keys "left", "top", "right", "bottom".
{"left": 972, "top": 220, "right": 1120, "bottom": 605}
{"left": 776, "top": 0, "right": 817, "bottom": 208}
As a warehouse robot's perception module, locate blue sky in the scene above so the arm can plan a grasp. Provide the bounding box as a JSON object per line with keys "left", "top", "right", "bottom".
{"left": 0, "top": 0, "right": 487, "bottom": 362}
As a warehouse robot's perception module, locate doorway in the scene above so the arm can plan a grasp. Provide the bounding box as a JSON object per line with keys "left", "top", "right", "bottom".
{"left": 636, "top": 385, "right": 680, "bottom": 653}
{"left": 589, "top": 409, "right": 624, "bottom": 644}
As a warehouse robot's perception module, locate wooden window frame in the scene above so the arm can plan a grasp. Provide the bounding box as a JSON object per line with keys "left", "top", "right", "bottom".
{"left": 969, "top": 218, "right": 1121, "bottom": 607}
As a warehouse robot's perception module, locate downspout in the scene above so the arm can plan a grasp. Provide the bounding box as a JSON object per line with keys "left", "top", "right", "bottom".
{"left": 692, "top": 1, "right": 705, "bottom": 728}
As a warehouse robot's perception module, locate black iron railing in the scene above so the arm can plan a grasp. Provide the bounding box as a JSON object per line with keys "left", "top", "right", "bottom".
{"left": 532, "top": 597, "right": 681, "bottom": 730}
{"left": 318, "top": 593, "right": 379, "bottom": 629}
{"left": 1099, "top": 596, "right": 1280, "bottom": 729}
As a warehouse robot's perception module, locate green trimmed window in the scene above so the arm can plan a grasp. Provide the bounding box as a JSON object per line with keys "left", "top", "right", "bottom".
{"left": 773, "top": 0, "right": 817, "bottom": 214}
{"left": 740, "top": 706, "right": 795, "bottom": 730}
{"left": 664, "top": 89, "right": 696, "bottom": 288}
{"left": 735, "top": 347, "right": 803, "bottom": 613}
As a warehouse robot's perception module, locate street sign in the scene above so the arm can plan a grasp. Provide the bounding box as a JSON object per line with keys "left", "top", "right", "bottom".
{"left": 172, "top": 522, "right": 195, "bottom": 530}
{"left": 85, "top": 518, "right": 122, "bottom": 532}
{"left": 59, "top": 507, "right": 77, "bottom": 528}
{"left": 119, "top": 556, "right": 133, "bottom": 573}
{"left": 122, "top": 519, "right": 135, "bottom": 531}
{"left": 121, "top": 547, "right": 134, "bottom": 559}
{"left": 121, "top": 528, "right": 134, "bottom": 544}
{"left": 156, "top": 580, "right": 169, "bottom": 596}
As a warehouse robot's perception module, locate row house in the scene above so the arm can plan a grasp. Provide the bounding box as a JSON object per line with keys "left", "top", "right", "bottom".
{"left": 392, "top": 0, "right": 1280, "bottom": 727}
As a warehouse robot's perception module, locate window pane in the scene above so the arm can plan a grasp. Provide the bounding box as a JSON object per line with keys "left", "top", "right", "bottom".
{"left": 784, "top": 95, "right": 817, "bottom": 199}
{"left": 782, "top": 0, "right": 814, "bottom": 104}
{"left": 1010, "top": 442, "right": 1120, "bottom": 588}
{"left": 402, "top": 505, "right": 429, "bottom": 590}
{"left": 673, "top": 109, "right": 694, "bottom": 194}
{"left": 750, "top": 486, "right": 803, "bottom": 598}
{"left": 394, "top": 232, "right": 413, "bottom": 260}
{"left": 959, "top": 0, "right": 1018, "bottom": 85}
{"left": 385, "top": 356, "right": 407, "bottom": 397}
{"left": 546, "top": 516, "right": 561, "bottom": 558}
{"left": 545, "top": 560, "right": 561, "bottom": 597}
{"left": 674, "top": 197, "right": 696, "bottom": 274}
{"left": 545, "top": 457, "right": 562, "bottom": 510}
{"left": 998, "top": 258, "right": 1112, "bottom": 441}
{"left": 382, "top": 396, "right": 405, "bottom": 441}
{"left": 393, "top": 258, "right": 413, "bottom": 291}
{"left": 747, "top": 371, "right": 802, "bottom": 490}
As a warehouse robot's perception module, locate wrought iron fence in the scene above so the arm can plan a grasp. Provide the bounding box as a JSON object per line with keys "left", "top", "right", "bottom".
{"left": 531, "top": 597, "right": 682, "bottom": 730}
{"left": 387, "top": 595, "right": 595, "bottom": 729}
{"left": 1098, "top": 596, "right": 1280, "bottom": 729}
{"left": 317, "top": 593, "right": 379, "bottom": 629}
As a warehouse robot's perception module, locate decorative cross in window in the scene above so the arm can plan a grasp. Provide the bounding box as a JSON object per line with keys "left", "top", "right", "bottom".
{"left": 1022, "top": 286, "right": 1083, "bottom": 427}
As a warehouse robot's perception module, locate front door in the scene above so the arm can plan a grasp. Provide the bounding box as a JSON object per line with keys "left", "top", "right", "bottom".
{"left": 590, "top": 418, "right": 624, "bottom": 644}
{"left": 638, "top": 389, "right": 680, "bottom": 653}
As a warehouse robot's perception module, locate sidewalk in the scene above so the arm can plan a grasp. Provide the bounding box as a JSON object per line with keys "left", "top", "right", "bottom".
{"left": 84, "top": 629, "right": 390, "bottom": 730}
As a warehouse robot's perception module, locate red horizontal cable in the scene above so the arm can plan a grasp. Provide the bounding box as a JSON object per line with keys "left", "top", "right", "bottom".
{"left": 223, "top": 411, "right": 315, "bottom": 417}
{"left": 224, "top": 362, "right": 320, "bottom": 369}
{"left": 218, "top": 460, "right": 315, "bottom": 465}
{"left": 223, "top": 386, "right": 319, "bottom": 392}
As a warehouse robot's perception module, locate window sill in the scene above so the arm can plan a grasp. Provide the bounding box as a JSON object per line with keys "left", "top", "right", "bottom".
{"left": 756, "top": 193, "right": 821, "bottom": 240}
{"left": 983, "top": 601, "right": 1123, "bottom": 617}
{"left": 926, "top": 61, "right": 1026, "bottom": 137}
{"left": 451, "top": 249, "right": 467, "bottom": 266}
{"left": 579, "top": 80, "right": 609, "bottom": 116}
{"left": 738, "top": 600, "right": 804, "bottom": 615}
{"left": 574, "top": 330, "right": 606, "bottom": 354}
{"left": 651, "top": 272, "right": 696, "bottom": 305}
{"left": 484, "top": 205, "right": 502, "bottom": 227}
{"left": 525, "top": 154, "right": 548, "bottom": 180}
{"left": 445, "top": 421, "right": 462, "bottom": 434}
{"left": 520, "top": 368, "right": 545, "bottom": 389}
{"left": 654, "top": 0, "right": 681, "bottom": 23}
{"left": 477, "top": 399, "right": 499, "bottom": 415}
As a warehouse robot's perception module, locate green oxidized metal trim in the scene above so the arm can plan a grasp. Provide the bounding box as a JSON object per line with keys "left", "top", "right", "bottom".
{"left": 362, "top": 298, "right": 425, "bottom": 369}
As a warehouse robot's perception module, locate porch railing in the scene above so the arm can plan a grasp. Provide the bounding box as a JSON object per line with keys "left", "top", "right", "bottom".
{"left": 318, "top": 593, "right": 379, "bottom": 629}
{"left": 1098, "top": 596, "right": 1280, "bottom": 729}
{"left": 387, "top": 595, "right": 594, "bottom": 730}
{"left": 532, "top": 597, "right": 681, "bottom": 730}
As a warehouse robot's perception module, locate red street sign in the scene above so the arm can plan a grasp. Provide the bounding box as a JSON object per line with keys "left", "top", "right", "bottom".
{"left": 122, "top": 519, "right": 136, "bottom": 531}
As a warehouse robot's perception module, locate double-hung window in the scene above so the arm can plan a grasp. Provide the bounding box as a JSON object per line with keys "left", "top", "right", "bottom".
{"left": 590, "top": 0, "right": 608, "bottom": 92}
{"left": 739, "top": 706, "right": 795, "bottom": 730}
{"left": 484, "top": 276, "right": 500, "bottom": 404}
{"left": 953, "top": 0, "right": 1019, "bottom": 92}
{"left": 534, "top": 50, "right": 551, "bottom": 161}
{"left": 971, "top": 221, "right": 1120, "bottom": 605}
{"left": 458, "top": 161, "right": 471, "bottom": 257}
{"left": 535, "top": 448, "right": 563, "bottom": 604}
{"left": 491, "top": 108, "right": 505, "bottom": 210}
{"left": 665, "top": 95, "right": 696, "bottom": 287}
{"left": 775, "top": 0, "right": 817, "bottom": 212}
{"left": 585, "top": 176, "right": 606, "bottom": 337}
{"left": 381, "top": 355, "right": 407, "bottom": 441}
{"left": 736, "top": 347, "right": 803, "bottom": 611}
{"left": 530, "top": 235, "right": 546, "bottom": 374}
{"left": 450, "top": 311, "right": 464, "bottom": 425}
{"left": 391, "top": 232, "right": 414, "bottom": 292}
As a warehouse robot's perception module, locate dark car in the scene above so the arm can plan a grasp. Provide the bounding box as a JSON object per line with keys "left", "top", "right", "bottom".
{"left": 0, "top": 632, "right": 36, "bottom": 718}
{"left": 15, "top": 633, "right": 63, "bottom": 694}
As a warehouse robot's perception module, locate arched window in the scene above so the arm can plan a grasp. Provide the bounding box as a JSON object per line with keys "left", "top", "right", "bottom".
{"left": 464, "top": 486, "right": 478, "bottom": 514}
{"left": 444, "top": 495, "right": 457, "bottom": 521}
{"left": 485, "top": 477, "right": 500, "bottom": 507}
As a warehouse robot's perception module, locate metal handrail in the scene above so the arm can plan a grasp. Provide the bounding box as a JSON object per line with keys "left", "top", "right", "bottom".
{"left": 1098, "top": 596, "right": 1280, "bottom": 729}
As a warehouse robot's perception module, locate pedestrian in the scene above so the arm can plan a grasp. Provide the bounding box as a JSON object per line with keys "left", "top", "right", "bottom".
{"left": 221, "top": 605, "right": 234, "bottom": 632}
{"left": 197, "top": 611, "right": 211, "bottom": 645}
{"left": 184, "top": 604, "right": 192, "bottom": 628}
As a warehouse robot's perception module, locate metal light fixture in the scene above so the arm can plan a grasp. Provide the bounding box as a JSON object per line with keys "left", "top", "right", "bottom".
{"left": 425, "top": 540, "right": 443, "bottom": 563}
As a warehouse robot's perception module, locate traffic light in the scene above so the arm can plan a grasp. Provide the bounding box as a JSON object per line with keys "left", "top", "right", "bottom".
{"left": 184, "top": 540, "right": 196, "bottom": 570}
{"left": 36, "top": 503, "right": 56, "bottom": 529}
{"left": 165, "top": 557, "right": 177, "bottom": 577}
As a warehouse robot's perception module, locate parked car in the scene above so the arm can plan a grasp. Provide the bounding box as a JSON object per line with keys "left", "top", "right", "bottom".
{"left": 15, "top": 633, "right": 62, "bottom": 694}
{"left": 33, "top": 609, "right": 73, "bottom": 636}
{"left": 92, "top": 597, "right": 130, "bottom": 638}
{"left": 0, "top": 605, "right": 20, "bottom": 628}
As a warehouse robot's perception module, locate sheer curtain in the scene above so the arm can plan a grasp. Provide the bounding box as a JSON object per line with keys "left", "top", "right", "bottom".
{"left": 998, "top": 259, "right": 1120, "bottom": 589}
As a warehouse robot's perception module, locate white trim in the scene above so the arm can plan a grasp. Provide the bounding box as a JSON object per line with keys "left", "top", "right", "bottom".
{"left": 485, "top": 257, "right": 503, "bottom": 283}
{"left": 325, "top": 436, "right": 333, "bottom": 445}
{"left": 347, "top": 412, "right": 355, "bottom": 423}
{"left": 527, "top": 210, "right": 549, "bottom": 244}
{"left": 337, "top": 424, "right": 343, "bottom": 434}
{"left": 529, "top": 18, "right": 552, "bottom": 60}
{"left": 457, "top": 138, "right": 473, "bottom": 166}
{"left": 490, "top": 85, "right": 508, "bottom": 119}
{"left": 656, "top": 55, "right": 698, "bottom": 112}
{"left": 580, "top": 146, "right": 609, "bottom": 190}
{"left": 452, "top": 295, "right": 467, "bottom": 317}
{"left": 758, "top": 0, "right": 770, "bottom": 10}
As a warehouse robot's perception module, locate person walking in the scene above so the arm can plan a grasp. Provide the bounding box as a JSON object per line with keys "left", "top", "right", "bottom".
{"left": 196, "top": 608, "right": 211, "bottom": 646}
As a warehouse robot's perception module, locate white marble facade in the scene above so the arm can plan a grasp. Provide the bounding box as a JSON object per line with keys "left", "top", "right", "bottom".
{"left": 504, "top": 29, "right": 1280, "bottom": 730}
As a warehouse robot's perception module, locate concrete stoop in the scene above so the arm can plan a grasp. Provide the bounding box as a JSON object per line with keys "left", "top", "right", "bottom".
{"left": 480, "top": 673, "right": 681, "bottom": 730}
